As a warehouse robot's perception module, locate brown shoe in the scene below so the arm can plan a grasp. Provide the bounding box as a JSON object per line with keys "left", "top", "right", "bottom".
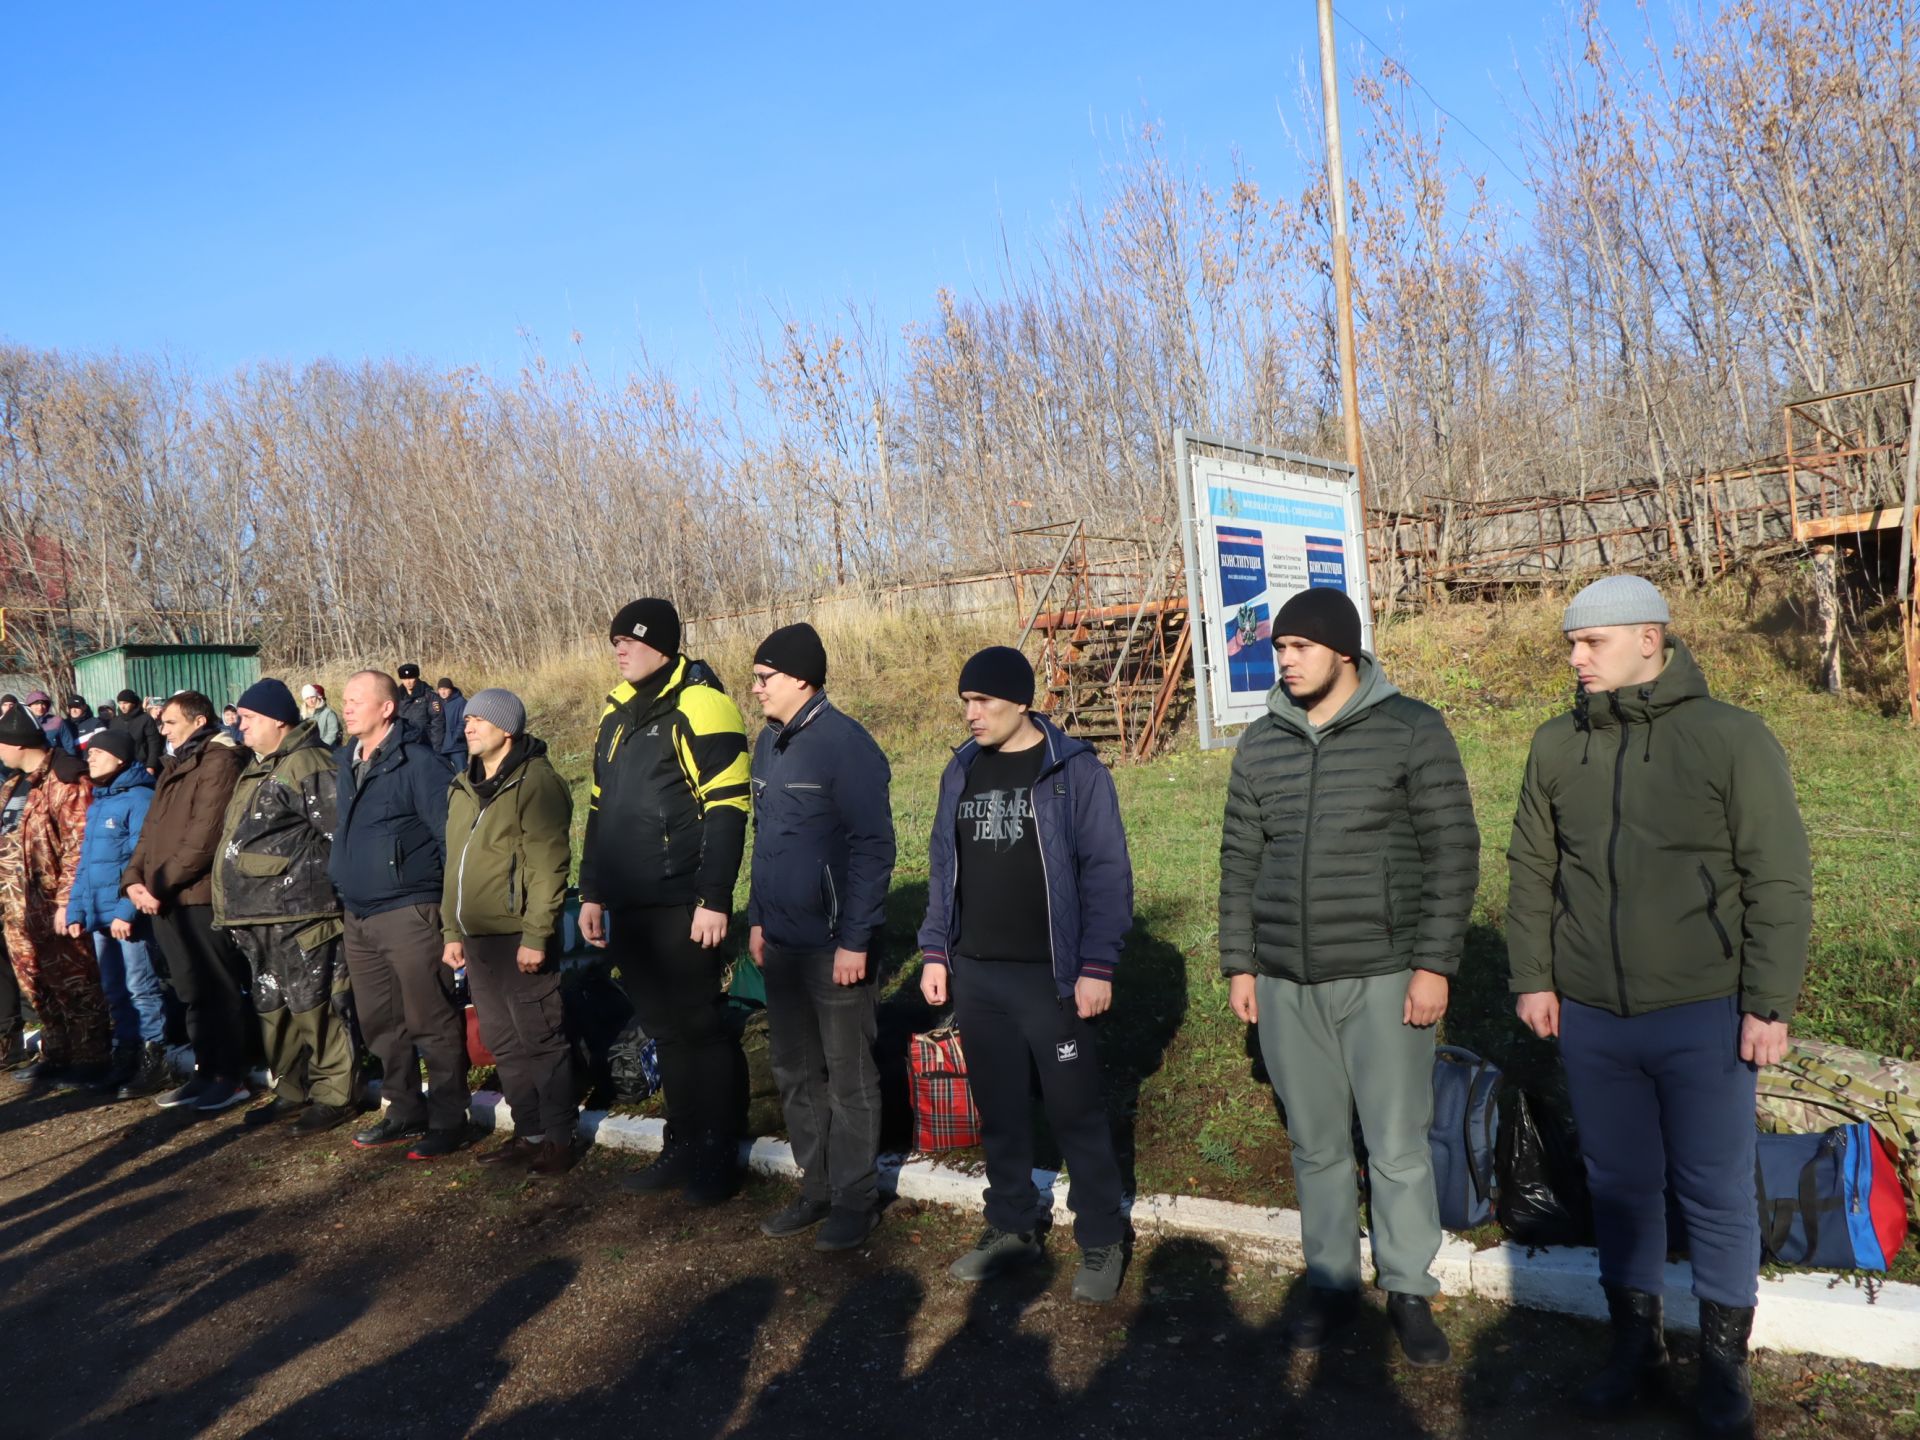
{"left": 528, "top": 1139, "right": 578, "bottom": 1177}
{"left": 476, "top": 1136, "right": 542, "bottom": 1168}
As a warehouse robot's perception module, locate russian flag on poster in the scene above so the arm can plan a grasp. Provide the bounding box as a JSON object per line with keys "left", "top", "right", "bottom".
{"left": 1305, "top": 534, "right": 1348, "bottom": 590}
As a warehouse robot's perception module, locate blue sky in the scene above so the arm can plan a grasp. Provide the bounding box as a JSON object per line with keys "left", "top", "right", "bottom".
{"left": 1, "top": 2, "right": 1603, "bottom": 384}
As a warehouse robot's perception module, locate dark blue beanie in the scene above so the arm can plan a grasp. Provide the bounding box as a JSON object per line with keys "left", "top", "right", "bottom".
{"left": 957, "top": 646, "right": 1035, "bottom": 707}
{"left": 235, "top": 678, "right": 301, "bottom": 727}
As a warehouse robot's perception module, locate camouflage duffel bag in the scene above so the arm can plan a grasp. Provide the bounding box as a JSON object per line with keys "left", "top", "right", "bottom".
{"left": 1757, "top": 1037, "right": 1920, "bottom": 1226}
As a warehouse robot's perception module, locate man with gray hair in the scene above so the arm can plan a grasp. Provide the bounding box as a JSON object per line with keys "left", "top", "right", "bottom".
{"left": 1507, "top": 574, "right": 1812, "bottom": 1439}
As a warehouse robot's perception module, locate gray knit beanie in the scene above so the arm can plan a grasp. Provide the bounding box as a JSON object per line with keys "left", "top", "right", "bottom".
{"left": 1561, "top": 575, "right": 1670, "bottom": 633}
{"left": 463, "top": 688, "right": 526, "bottom": 737}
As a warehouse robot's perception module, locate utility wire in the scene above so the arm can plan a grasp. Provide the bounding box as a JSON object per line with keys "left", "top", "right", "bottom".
{"left": 1331, "top": 5, "right": 1538, "bottom": 198}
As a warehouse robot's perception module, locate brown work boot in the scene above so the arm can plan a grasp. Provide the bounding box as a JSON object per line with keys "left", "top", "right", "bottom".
{"left": 528, "top": 1139, "right": 578, "bottom": 1177}
{"left": 476, "top": 1136, "right": 542, "bottom": 1168}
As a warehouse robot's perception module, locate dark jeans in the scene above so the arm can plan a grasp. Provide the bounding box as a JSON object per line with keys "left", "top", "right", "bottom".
{"left": 464, "top": 933, "right": 576, "bottom": 1143}
{"left": 952, "top": 955, "right": 1126, "bottom": 1249}
{"left": 344, "top": 904, "right": 470, "bottom": 1132}
{"left": 611, "top": 904, "right": 744, "bottom": 1144}
{"left": 763, "top": 941, "right": 880, "bottom": 1209}
{"left": 153, "top": 904, "right": 253, "bottom": 1079}
{"left": 1560, "top": 993, "right": 1761, "bottom": 1308}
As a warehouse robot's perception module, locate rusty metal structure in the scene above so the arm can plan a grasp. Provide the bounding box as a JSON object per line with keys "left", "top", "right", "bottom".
{"left": 1012, "top": 520, "right": 1192, "bottom": 758}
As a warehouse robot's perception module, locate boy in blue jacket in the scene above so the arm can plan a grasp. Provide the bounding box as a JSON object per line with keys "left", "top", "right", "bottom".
{"left": 918, "top": 646, "right": 1134, "bottom": 1303}
{"left": 65, "top": 729, "right": 165, "bottom": 1097}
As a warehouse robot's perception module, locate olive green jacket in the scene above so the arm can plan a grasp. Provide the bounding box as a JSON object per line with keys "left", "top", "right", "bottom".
{"left": 442, "top": 739, "right": 572, "bottom": 952}
{"left": 1505, "top": 638, "right": 1812, "bottom": 1021}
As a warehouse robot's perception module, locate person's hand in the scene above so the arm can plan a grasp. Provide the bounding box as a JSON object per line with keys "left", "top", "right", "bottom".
{"left": 127, "top": 883, "right": 161, "bottom": 916}
{"left": 1404, "top": 970, "right": 1450, "bottom": 1027}
{"left": 689, "top": 906, "right": 728, "bottom": 949}
{"left": 1516, "top": 991, "right": 1561, "bottom": 1039}
{"left": 53, "top": 906, "right": 67, "bottom": 934}
{"left": 515, "top": 945, "right": 545, "bottom": 975}
{"left": 833, "top": 948, "right": 868, "bottom": 986}
{"left": 110, "top": 918, "right": 133, "bottom": 941}
{"left": 66, "top": 922, "right": 83, "bottom": 939}
{"left": 748, "top": 924, "right": 765, "bottom": 966}
{"left": 1741, "top": 1014, "right": 1791, "bottom": 1068}
{"left": 578, "top": 901, "right": 607, "bottom": 949}
{"left": 441, "top": 941, "right": 465, "bottom": 970}
{"left": 1229, "top": 973, "right": 1259, "bottom": 1024}
{"left": 920, "top": 961, "right": 948, "bottom": 1007}
{"left": 1074, "top": 976, "right": 1112, "bottom": 1019}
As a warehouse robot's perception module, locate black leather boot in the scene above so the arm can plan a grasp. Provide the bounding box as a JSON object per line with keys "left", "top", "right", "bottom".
{"left": 682, "top": 1132, "right": 743, "bottom": 1208}
{"left": 1695, "top": 1300, "right": 1756, "bottom": 1440}
{"left": 116, "top": 1042, "right": 172, "bottom": 1100}
{"left": 620, "top": 1127, "right": 696, "bottom": 1194}
{"left": 91, "top": 1045, "right": 141, "bottom": 1096}
{"left": 1578, "top": 1285, "right": 1668, "bottom": 1413}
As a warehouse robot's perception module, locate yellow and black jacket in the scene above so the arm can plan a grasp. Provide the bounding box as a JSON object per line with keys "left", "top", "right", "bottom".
{"left": 579, "top": 656, "right": 750, "bottom": 912}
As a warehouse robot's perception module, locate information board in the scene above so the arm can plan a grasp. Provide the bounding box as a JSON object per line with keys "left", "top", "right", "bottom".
{"left": 1175, "top": 435, "right": 1371, "bottom": 743}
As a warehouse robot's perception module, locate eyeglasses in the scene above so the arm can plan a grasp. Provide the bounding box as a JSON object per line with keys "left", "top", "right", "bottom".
{"left": 750, "top": 671, "right": 782, "bottom": 689}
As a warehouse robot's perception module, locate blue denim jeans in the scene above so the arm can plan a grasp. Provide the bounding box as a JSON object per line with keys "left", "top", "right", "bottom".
{"left": 93, "top": 925, "right": 167, "bottom": 1048}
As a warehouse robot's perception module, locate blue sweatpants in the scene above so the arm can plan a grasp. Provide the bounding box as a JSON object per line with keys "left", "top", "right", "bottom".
{"left": 1559, "top": 994, "right": 1760, "bottom": 1308}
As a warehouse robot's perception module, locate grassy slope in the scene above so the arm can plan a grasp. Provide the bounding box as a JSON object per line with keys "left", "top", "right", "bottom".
{"left": 376, "top": 575, "right": 1920, "bottom": 1262}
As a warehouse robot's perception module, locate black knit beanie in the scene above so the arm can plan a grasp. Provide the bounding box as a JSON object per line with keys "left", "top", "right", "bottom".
{"left": 610, "top": 598, "right": 681, "bottom": 656}
{"left": 0, "top": 706, "right": 48, "bottom": 749}
{"left": 754, "top": 623, "right": 828, "bottom": 689}
{"left": 1271, "top": 588, "right": 1364, "bottom": 659}
{"left": 88, "top": 728, "right": 135, "bottom": 765}
{"left": 957, "top": 646, "right": 1036, "bottom": 707}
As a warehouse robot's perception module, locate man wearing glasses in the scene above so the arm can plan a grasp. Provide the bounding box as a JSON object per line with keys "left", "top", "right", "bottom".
{"left": 745, "top": 623, "right": 896, "bottom": 1252}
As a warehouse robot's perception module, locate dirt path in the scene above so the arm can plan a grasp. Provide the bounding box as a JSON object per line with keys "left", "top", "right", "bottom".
{"left": 0, "top": 1086, "right": 1906, "bottom": 1439}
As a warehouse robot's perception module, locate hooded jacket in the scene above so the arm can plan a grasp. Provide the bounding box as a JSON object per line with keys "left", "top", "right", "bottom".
{"left": 69, "top": 761, "right": 154, "bottom": 930}
{"left": 579, "top": 656, "right": 750, "bottom": 912}
{"left": 330, "top": 719, "right": 450, "bottom": 918}
{"left": 121, "top": 724, "right": 247, "bottom": 909}
{"left": 1219, "top": 654, "right": 1480, "bottom": 983}
{"left": 442, "top": 737, "right": 572, "bottom": 951}
{"left": 214, "top": 722, "right": 341, "bottom": 927}
{"left": 0, "top": 750, "right": 91, "bottom": 942}
{"left": 1506, "top": 637, "right": 1812, "bottom": 1021}
{"left": 747, "top": 691, "right": 896, "bottom": 953}
{"left": 918, "top": 714, "right": 1133, "bottom": 999}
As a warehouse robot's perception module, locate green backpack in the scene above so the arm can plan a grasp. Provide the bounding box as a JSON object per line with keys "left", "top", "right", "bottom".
{"left": 1757, "top": 1038, "right": 1920, "bottom": 1225}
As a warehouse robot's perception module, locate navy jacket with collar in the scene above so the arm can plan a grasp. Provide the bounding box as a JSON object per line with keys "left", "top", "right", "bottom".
{"left": 329, "top": 720, "right": 451, "bottom": 918}
{"left": 918, "top": 713, "right": 1133, "bottom": 998}
{"left": 747, "top": 692, "right": 896, "bottom": 952}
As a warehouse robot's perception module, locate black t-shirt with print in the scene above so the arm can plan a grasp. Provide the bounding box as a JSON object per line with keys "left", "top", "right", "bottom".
{"left": 952, "top": 742, "right": 1051, "bottom": 964}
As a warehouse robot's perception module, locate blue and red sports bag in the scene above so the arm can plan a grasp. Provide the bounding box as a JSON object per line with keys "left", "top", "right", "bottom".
{"left": 1756, "top": 1122, "right": 1908, "bottom": 1271}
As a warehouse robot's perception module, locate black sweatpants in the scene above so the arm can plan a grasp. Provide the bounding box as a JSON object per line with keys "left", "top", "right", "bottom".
{"left": 952, "top": 955, "right": 1126, "bottom": 1249}
{"left": 464, "top": 933, "right": 576, "bottom": 1144}
{"left": 343, "top": 904, "right": 470, "bottom": 1132}
{"left": 154, "top": 904, "right": 254, "bottom": 1080}
{"left": 611, "top": 904, "right": 744, "bottom": 1143}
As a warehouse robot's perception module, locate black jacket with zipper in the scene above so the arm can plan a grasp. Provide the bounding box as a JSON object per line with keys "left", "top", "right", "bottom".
{"left": 329, "top": 720, "right": 451, "bottom": 919}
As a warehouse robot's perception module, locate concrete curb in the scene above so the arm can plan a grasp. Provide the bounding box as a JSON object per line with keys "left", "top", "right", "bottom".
{"left": 465, "top": 1091, "right": 1920, "bottom": 1369}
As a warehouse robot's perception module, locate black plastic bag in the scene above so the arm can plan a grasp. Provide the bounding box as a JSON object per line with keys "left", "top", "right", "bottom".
{"left": 1496, "top": 1089, "right": 1594, "bottom": 1247}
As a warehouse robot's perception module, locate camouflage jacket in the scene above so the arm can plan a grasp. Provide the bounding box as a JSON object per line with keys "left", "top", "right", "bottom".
{"left": 213, "top": 722, "right": 341, "bottom": 927}
{"left": 0, "top": 752, "right": 93, "bottom": 943}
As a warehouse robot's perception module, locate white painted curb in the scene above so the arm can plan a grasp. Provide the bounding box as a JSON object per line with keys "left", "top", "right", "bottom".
{"left": 464, "top": 1090, "right": 1920, "bottom": 1369}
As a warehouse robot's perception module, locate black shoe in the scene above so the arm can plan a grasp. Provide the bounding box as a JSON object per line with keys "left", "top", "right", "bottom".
{"left": 814, "top": 1207, "right": 878, "bottom": 1252}
{"left": 116, "top": 1042, "right": 172, "bottom": 1100}
{"left": 242, "top": 1097, "right": 302, "bottom": 1128}
{"left": 194, "top": 1078, "right": 253, "bottom": 1113}
{"left": 295, "top": 1103, "right": 351, "bottom": 1134}
{"left": 91, "top": 1046, "right": 141, "bottom": 1095}
{"left": 683, "top": 1133, "right": 742, "bottom": 1208}
{"left": 476, "top": 1136, "right": 543, "bottom": 1168}
{"left": 156, "top": 1074, "right": 212, "bottom": 1109}
{"left": 0, "top": 1027, "right": 25, "bottom": 1071}
{"left": 1284, "top": 1286, "right": 1360, "bottom": 1353}
{"left": 1071, "top": 1242, "right": 1127, "bottom": 1302}
{"left": 1386, "top": 1293, "right": 1451, "bottom": 1367}
{"left": 12, "top": 1056, "right": 68, "bottom": 1088}
{"left": 761, "top": 1196, "right": 833, "bottom": 1238}
{"left": 49, "top": 1062, "right": 104, "bottom": 1092}
{"left": 353, "top": 1115, "right": 428, "bottom": 1149}
{"left": 1695, "top": 1300, "right": 1756, "bottom": 1440}
{"left": 528, "top": 1139, "right": 578, "bottom": 1177}
{"left": 1579, "top": 1285, "right": 1669, "bottom": 1413}
{"left": 620, "top": 1141, "right": 695, "bottom": 1195}
{"left": 406, "top": 1127, "right": 470, "bottom": 1161}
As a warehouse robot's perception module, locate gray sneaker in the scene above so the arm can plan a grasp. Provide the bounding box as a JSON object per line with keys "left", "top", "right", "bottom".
{"left": 760, "top": 1196, "right": 832, "bottom": 1238}
{"left": 1072, "top": 1242, "right": 1127, "bottom": 1303}
{"left": 948, "top": 1226, "right": 1044, "bottom": 1282}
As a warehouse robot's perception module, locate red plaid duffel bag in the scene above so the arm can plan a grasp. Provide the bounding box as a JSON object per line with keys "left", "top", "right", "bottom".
{"left": 909, "top": 1024, "right": 982, "bottom": 1152}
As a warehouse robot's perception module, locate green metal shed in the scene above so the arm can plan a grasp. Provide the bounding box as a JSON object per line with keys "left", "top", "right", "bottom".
{"left": 71, "top": 644, "right": 262, "bottom": 708}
